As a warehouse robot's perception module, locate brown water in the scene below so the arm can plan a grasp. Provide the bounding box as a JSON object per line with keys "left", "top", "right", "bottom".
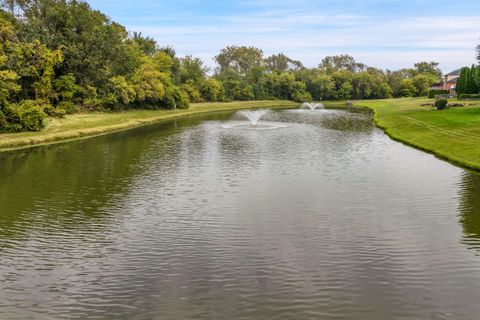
{"left": 1, "top": 108, "right": 480, "bottom": 319}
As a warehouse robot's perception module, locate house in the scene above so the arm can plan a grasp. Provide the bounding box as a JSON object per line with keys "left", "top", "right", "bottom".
{"left": 429, "top": 69, "right": 461, "bottom": 95}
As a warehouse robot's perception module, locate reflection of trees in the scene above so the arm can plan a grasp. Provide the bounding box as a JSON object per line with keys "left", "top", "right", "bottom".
{"left": 459, "top": 171, "right": 480, "bottom": 245}
{"left": 0, "top": 111, "right": 236, "bottom": 242}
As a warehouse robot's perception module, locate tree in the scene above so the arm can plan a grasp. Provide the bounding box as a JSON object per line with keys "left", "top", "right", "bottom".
{"left": 398, "top": 79, "right": 417, "bottom": 97}
{"left": 467, "top": 65, "right": 479, "bottom": 94}
{"left": 319, "top": 55, "right": 366, "bottom": 73}
{"left": 411, "top": 74, "right": 437, "bottom": 97}
{"left": 456, "top": 67, "right": 470, "bottom": 95}
{"left": 264, "top": 53, "right": 303, "bottom": 73}
{"left": 215, "top": 46, "right": 264, "bottom": 75}
{"left": 200, "top": 78, "right": 224, "bottom": 102}
{"left": 477, "top": 40, "right": 480, "bottom": 64}
{"left": 132, "top": 32, "right": 157, "bottom": 56}
{"left": 351, "top": 71, "right": 391, "bottom": 99}
{"left": 413, "top": 61, "right": 442, "bottom": 79}
{"left": 178, "top": 55, "right": 208, "bottom": 84}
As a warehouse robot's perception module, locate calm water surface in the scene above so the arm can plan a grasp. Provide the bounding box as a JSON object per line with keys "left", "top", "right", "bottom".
{"left": 1, "top": 107, "right": 480, "bottom": 319}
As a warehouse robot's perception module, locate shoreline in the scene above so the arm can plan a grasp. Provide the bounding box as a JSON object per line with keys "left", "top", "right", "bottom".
{"left": 354, "top": 98, "right": 480, "bottom": 172}
{"left": 0, "top": 100, "right": 297, "bottom": 152}
{"left": 2, "top": 98, "right": 480, "bottom": 174}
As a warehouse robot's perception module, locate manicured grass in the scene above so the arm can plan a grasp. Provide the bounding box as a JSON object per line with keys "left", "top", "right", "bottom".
{"left": 354, "top": 97, "right": 480, "bottom": 171}
{"left": 0, "top": 100, "right": 297, "bottom": 151}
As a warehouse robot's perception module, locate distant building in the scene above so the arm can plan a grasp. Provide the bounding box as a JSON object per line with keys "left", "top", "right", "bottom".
{"left": 430, "top": 69, "right": 461, "bottom": 95}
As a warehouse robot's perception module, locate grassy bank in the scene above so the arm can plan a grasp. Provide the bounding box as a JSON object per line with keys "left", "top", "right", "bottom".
{"left": 0, "top": 100, "right": 296, "bottom": 152}
{"left": 354, "top": 97, "right": 480, "bottom": 171}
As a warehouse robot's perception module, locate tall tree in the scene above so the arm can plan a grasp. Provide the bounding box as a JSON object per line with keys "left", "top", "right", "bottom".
{"left": 467, "top": 65, "right": 479, "bottom": 94}
{"left": 413, "top": 61, "right": 442, "bottom": 79}
{"left": 319, "top": 55, "right": 366, "bottom": 73}
{"left": 477, "top": 40, "right": 480, "bottom": 64}
{"left": 264, "top": 53, "right": 304, "bottom": 73}
{"left": 456, "top": 67, "right": 470, "bottom": 95}
{"left": 215, "top": 46, "right": 264, "bottom": 75}
{"left": 178, "top": 55, "right": 208, "bottom": 84}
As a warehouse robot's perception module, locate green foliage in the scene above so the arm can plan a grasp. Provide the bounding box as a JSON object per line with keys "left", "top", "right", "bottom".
{"left": 215, "top": 46, "right": 264, "bottom": 75}
{"left": 319, "top": 55, "right": 366, "bottom": 73}
{"left": 200, "top": 78, "right": 224, "bottom": 102}
{"left": 428, "top": 90, "right": 449, "bottom": 99}
{"left": 108, "top": 76, "right": 136, "bottom": 108}
{"left": 180, "top": 80, "right": 203, "bottom": 103}
{"left": 434, "top": 99, "right": 448, "bottom": 110}
{"left": 58, "top": 101, "right": 78, "bottom": 114}
{"left": 413, "top": 62, "right": 442, "bottom": 79}
{"left": 467, "top": 65, "right": 480, "bottom": 94}
{"left": 0, "top": 99, "right": 46, "bottom": 132}
{"left": 53, "top": 73, "right": 78, "bottom": 102}
{"left": 0, "top": 2, "right": 471, "bottom": 132}
{"left": 264, "top": 53, "right": 303, "bottom": 73}
{"left": 456, "top": 67, "right": 470, "bottom": 95}
{"left": 411, "top": 74, "right": 437, "bottom": 97}
{"left": 178, "top": 55, "right": 208, "bottom": 84}
{"left": 458, "top": 94, "right": 480, "bottom": 100}
{"left": 399, "top": 79, "right": 417, "bottom": 97}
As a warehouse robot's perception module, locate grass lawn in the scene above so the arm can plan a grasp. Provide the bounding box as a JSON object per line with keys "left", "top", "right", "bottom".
{"left": 354, "top": 97, "right": 480, "bottom": 171}
{"left": 0, "top": 100, "right": 296, "bottom": 151}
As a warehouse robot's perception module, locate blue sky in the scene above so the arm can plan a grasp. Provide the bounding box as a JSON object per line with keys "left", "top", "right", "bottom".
{"left": 88, "top": 0, "right": 480, "bottom": 72}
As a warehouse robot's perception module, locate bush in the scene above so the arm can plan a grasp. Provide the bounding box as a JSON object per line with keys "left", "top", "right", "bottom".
{"left": 180, "top": 81, "right": 203, "bottom": 103}
{"left": 434, "top": 99, "right": 448, "bottom": 110}
{"left": 58, "top": 101, "right": 78, "bottom": 114}
{"left": 17, "top": 100, "right": 47, "bottom": 131}
{"left": 20, "top": 106, "right": 45, "bottom": 131}
{"left": 43, "top": 104, "right": 66, "bottom": 117}
{"left": 428, "top": 89, "right": 449, "bottom": 99}
{"left": 459, "top": 93, "right": 480, "bottom": 100}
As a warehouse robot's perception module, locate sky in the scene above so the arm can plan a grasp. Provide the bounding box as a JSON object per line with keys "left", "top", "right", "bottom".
{"left": 87, "top": 0, "right": 480, "bottom": 72}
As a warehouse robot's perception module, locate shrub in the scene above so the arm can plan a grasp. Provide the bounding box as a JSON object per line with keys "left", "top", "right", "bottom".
{"left": 17, "top": 100, "right": 47, "bottom": 131}
{"left": 58, "top": 101, "right": 78, "bottom": 114}
{"left": 434, "top": 99, "right": 448, "bottom": 110}
{"left": 292, "top": 90, "right": 312, "bottom": 103}
{"left": 43, "top": 104, "right": 66, "bottom": 117}
{"left": 428, "top": 89, "right": 449, "bottom": 99}
{"left": 180, "top": 81, "right": 203, "bottom": 103}
{"left": 459, "top": 93, "right": 480, "bottom": 100}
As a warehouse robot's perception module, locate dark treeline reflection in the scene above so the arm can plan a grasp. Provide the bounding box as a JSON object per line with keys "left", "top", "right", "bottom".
{"left": 459, "top": 171, "right": 480, "bottom": 249}
{"left": 0, "top": 112, "right": 233, "bottom": 242}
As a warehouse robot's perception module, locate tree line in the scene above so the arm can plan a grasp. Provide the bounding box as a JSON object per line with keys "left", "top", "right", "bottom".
{"left": 0, "top": 0, "right": 445, "bottom": 132}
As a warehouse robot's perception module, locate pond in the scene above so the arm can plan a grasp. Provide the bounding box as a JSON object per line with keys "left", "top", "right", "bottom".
{"left": 1, "top": 107, "right": 480, "bottom": 319}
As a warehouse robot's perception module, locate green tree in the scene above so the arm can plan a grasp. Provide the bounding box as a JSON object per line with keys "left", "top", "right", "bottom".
{"left": 398, "top": 79, "right": 417, "bottom": 97}
{"left": 132, "top": 32, "right": 157, "bottom": 56}
{"left": 178, "top": 55, "right": 208, "bottom": 84}
{"left": 215, "top": 46, "right": 264, "bottom": 75}
{"left": 319, "top": 55, "right": 366, "bottom": 73}
{"left": 456, "top": 67, "right": 470, "bottom": 95}
{"left": 264, "top": 53, "right": 303, "bottom": 73}
{"left": 413, "top": 61, "right": 442, "bottom": 79}
{"left": 467, "top": 65, "right": 479, "bottom": 94}
{"left": 200, "top": 78, "right": 224, "bottom": 102}
{"left": 411, "top": 74, "right": 437, "bottom": 97}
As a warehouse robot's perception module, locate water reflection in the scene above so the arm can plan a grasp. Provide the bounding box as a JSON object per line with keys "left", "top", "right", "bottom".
{"left": 459, "top": 171, "right": 480, "bottom": 250}
{"left": 1, "top": 108, "right": 480, "bottom": 319}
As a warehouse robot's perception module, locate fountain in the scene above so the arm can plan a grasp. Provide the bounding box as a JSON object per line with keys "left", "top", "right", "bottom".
{"left": 239, "top": 110, "right": 267, "bottom": 126}
{"left": 221, "top": 109, "right": 289, "bottom": 130}
{"left": 301, "top": 102, "right": 324, "bottom": 110}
